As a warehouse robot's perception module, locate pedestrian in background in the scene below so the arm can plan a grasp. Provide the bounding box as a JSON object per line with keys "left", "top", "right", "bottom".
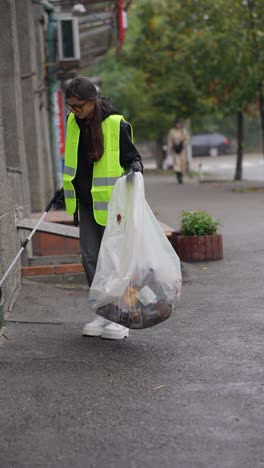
{"left": 167, "top": 119, "right": 190, "bottom": 184}
{"left": 63, "top": 76, "right": 143, "bottom": 340}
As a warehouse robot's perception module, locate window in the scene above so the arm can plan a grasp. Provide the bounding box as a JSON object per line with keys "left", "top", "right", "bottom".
{"left": 57, "top": 15, "right": 80, "bottom": 61}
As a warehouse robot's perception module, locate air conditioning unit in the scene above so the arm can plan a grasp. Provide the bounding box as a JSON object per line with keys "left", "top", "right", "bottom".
{"left": 57, "top": 15, "right": 80, "bottom": 62}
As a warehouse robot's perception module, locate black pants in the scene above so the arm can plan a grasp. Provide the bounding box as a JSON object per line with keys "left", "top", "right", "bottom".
{"left": 79, "top": 204, "right": 105, "bottom": 287}
{"left": 176, "top": 171, "right": 183, "bottom": 184}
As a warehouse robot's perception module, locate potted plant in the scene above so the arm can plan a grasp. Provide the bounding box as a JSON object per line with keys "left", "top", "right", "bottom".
{"left": 175, "top": 210, "right": 223, "bottom": 262}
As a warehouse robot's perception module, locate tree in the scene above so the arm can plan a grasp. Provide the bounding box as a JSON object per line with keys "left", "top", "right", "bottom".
{"left": 240, "top": 0, "right": 264, "bottom": 156}
{"left": 89, "top": 0, "right": 264, "bottom": 177}
{"left": 126, "top": 0, "right": 264, "bottom": 178}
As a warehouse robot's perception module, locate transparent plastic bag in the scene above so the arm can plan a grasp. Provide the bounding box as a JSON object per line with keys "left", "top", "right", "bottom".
{"left": 89, "top": 172, "right": 182, "bottom": 329}
{"left": 162, "top": 153, "right": 174, "bottom": 170}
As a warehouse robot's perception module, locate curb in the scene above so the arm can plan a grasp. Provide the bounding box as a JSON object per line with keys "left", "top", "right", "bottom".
{"left": 22, "top": 263, "right": 84, "bottom": 277}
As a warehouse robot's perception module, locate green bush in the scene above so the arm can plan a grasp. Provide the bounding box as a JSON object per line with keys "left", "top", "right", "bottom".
{"left": 179, "top": 210, "right": 221, "bottom": 236}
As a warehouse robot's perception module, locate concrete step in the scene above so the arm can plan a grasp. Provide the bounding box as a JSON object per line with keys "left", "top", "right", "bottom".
{"left": 29, "top": 254, "right": 81, "bottom": 266}
{"left": 22, "top": 272, "right": 87, "bottom": 286}
{"left": 17, "top": 211, "right": 80, "bottom": 257}
{"left": 22, "top": 263, "right": 84, "bottom": 277}
{"left": 18, "top": 211, "right": 178, "bottom": 284}
{"left": 21, "top": 263, "right": 86, "bottom": 285}
{"left": 18, "top": 211, "right": 177, "bottom": 257}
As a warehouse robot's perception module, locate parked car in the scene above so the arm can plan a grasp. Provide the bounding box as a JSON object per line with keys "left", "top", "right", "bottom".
{"left": 191, "top": 133, "right": 230, "bottom": 157}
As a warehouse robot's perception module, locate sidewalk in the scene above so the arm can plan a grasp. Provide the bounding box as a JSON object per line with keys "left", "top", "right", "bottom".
{"left": 1, "top": 175, "right": 264, "bottom": 468}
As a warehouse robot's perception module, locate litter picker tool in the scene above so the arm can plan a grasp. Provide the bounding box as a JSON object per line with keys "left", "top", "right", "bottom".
{"left": 0, "top": 188, "right": 64, "bottom": 297}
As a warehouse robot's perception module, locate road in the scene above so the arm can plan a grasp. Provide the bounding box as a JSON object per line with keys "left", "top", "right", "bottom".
{"left": 1, "top": 176, "right": 264, "bottom": 468}
{"left": 191, "top": 153, "right": 264, "bottom": 181}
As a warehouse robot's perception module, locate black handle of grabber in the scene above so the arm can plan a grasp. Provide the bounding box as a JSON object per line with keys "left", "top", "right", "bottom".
{"left": 45, "top": 188, "right": 64, "bottom": 212}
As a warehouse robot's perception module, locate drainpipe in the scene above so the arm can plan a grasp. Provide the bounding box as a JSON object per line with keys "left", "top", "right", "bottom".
{"left": 33, "top": 0, "right": 62, "bottom": 190}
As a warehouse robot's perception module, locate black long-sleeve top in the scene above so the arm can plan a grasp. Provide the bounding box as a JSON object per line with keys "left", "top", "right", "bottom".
{"left": 72, "top": 99, "right": 143, "bottom": 208}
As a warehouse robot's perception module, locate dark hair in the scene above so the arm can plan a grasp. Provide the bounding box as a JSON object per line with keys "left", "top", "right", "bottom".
{"left": 65, "top": 77, "right": 104, "bottom": 162}
{"left": 65, "top": 76, "right": 97, "bottom": 101}
{"left": 174, "top": 118, "right": 182, "bottom": 126}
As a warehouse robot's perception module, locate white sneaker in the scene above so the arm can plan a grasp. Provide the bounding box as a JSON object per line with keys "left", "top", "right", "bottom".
{"left": 101, "top": 322, "right": 129, "bottom": 340}
{"left": 82, "top": 315, "right": 111, "bottom": 336}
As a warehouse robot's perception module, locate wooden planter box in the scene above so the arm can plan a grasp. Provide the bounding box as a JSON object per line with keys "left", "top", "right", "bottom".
{"left": 175, "top": 233, "right": 223, "bottom": 262}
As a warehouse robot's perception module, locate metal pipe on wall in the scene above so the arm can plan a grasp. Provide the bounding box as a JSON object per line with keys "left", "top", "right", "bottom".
{"left": 33, "top": 0, "right": 62, "bottom": 190}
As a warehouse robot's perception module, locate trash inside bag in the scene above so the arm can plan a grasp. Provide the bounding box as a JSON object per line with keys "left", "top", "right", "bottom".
{"left": 89, "top": 172, "right": 182, "bottom": 329}
{"left": 95, "top": 268, "right": 174, "bottom": 329}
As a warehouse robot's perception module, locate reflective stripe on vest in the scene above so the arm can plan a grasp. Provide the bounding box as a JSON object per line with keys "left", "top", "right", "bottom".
{"left": 63, "top": 113, "right": 129, "bottom": 225}
{"left": 93, "top": 177, "right": 120, "bottom": 186}
{"left": 64, "top": 166, "right": 75, "bottom": 177}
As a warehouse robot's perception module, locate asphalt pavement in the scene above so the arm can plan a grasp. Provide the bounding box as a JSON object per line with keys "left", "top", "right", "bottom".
{"left": 1, "top": 175, "right": 264, "bottom": 468}
{"left": 191, "top": 153, "right": 264, "bottom": 182}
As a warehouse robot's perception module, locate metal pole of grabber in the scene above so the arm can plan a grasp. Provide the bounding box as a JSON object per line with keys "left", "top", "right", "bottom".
{"left": 0, "top": 188, "right": 64, "bottom": 296}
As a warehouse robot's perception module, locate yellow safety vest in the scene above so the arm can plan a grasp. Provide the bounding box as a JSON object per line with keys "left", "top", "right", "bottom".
{"left": 63, "top": 112, "right": 129, "bottom": 226}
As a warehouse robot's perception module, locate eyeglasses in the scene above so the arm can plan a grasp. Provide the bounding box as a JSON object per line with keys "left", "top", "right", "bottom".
{"left": 65, "top": 100, "right": 90, "bottom": 113}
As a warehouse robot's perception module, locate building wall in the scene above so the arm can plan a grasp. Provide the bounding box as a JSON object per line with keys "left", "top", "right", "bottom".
{"left": 32, "top": 3, "right": 55, "bottom": 206}
{"left": 17, "top": 0, "right": 54, "bottom": 212}
{"left": 0, "top": 0, "right": 30, "bottom": 311}
{"left": 0, "top": 0, "right": 55, "bottom": 315}
{"left": 0, "top": 86, "right": 20, "bottom": 312}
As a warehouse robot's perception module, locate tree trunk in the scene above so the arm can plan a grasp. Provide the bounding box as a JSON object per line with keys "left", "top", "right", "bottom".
{"left": 234, "top": 110, "right": 244, "bottom": 181}
{"left": 258, "top": 82, "right": 264, "bottom": 157}
{"left": 155, "top": 133, "right": 164, "bottom": 169}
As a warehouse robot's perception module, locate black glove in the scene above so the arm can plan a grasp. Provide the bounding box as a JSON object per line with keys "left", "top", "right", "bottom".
{"left": 53, "top": 188, "right": 65, "bottom": 211}
{"left": 72, "top": 199, "right": 79, "bottom": 227}
{"left": 46, "top": 188, "right": 64, "bottom": 212}
{"left": 126, "top": 162, "right": 142, "bottom": 184}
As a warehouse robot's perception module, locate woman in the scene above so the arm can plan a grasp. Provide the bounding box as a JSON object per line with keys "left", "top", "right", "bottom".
{"left": 167, "top": 119, "right": 189, "bottom": 184}
{"left": 63, "top": 76, "right": 143, "bottom": 340}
